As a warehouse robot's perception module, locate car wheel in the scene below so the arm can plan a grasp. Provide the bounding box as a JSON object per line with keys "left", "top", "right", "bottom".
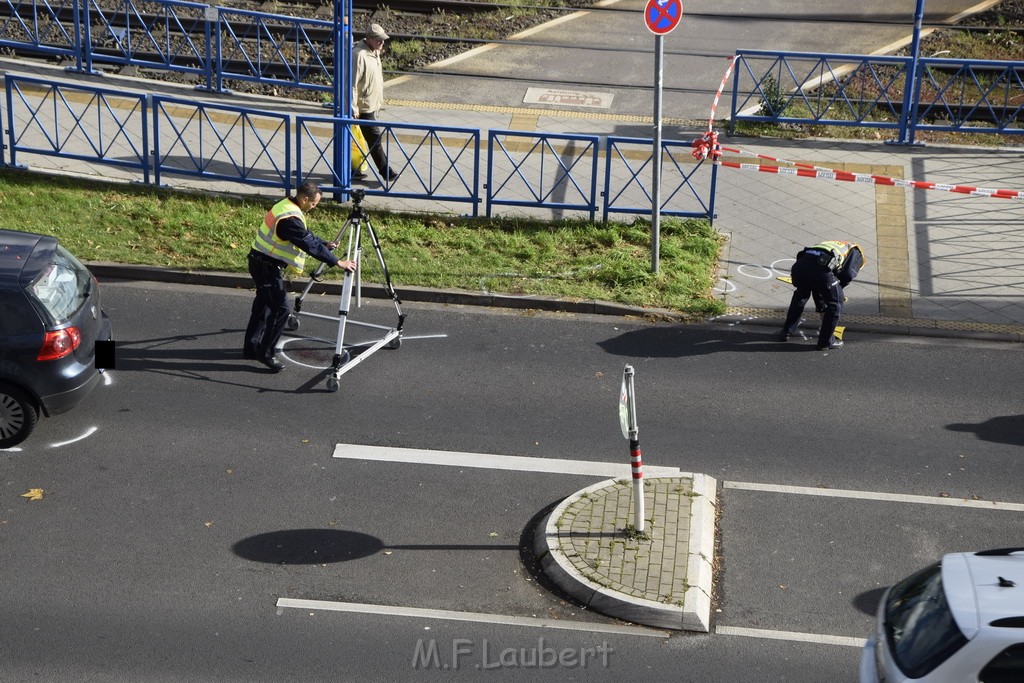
{"left": 0, "top": 384, "right": 39, "bottom": 449}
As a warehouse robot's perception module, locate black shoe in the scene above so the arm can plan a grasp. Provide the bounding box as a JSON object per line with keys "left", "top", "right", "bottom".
{"left": 352, "top": 170, "right": 367, "bottom": 181}
{"left": 242, "top": 347, "right": 259, "bottom": 360}
{"left": 817, "top": 339, "right": 844, "bottom": 350}
{"left": 779, "top": 331, "right": 791, "bottom": 342}
{"left": 258, "top": 355, "right": 285, "bottom": 372}
{"left": 384, "top": 168, "right": 400, "bottom": 181}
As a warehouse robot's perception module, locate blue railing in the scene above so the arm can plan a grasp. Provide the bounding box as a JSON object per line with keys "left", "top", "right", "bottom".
{"left": 153, "top": 95, "right": 291, "bottom": 190}
{"left": 297, "top": 116, "right": 482, "bottom": 210}
{"left": 82, "top": 0, "right": 213, "bottom": 88}
{"left": 603, "top": 137, "right": 717, "bottom": 223}
{"left": 486, "top": 131, "right": 600, "bottom": 221}
{"left": 0, "top": 0, "right": 81, "bottom": 63}
{"left": 5, "top": 74, "right": 149, "bottom": 182}
{"left": 3, "top": 77, "right": 715, "bottom": 222}
{"left": 730, "top": 50, "right": 1024, "bottom": 141}
{"left": 214, "top": 8, "right": 335, "bottom": 95}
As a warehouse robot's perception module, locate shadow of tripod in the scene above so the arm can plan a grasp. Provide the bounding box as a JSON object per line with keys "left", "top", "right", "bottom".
{"left": 287, "top": 189, "right": 406, "bottom": 392}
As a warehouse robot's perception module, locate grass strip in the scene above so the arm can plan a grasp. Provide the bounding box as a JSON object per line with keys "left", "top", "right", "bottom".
{"left": 0, "top": 168, "right": 725, "bottom": 315}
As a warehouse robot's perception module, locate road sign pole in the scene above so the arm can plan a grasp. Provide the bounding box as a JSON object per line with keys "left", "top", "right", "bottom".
{"left": 652, "top": 35, "right": 663, "bottom": 274}
{"left": 643, "top": 0, "right": 681, "bottom": 273}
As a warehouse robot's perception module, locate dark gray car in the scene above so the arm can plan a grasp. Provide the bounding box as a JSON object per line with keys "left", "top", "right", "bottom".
{"left": 0, "top": 230, "right": 112, "bottom": 448}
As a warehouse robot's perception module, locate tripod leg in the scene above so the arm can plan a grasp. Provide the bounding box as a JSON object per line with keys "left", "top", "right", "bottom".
{"left": 364, "top": 219, "right": 405, "bottom": 335}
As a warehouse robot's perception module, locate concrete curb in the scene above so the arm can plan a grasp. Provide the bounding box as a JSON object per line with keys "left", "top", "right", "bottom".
{"left": 89, "top": 262, "right": 1024, "bottom": 342}
{"left": 532, "top": 474, "right": 718, "bottom": 632}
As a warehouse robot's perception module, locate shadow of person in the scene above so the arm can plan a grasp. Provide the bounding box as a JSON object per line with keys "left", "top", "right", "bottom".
{"left": 947, "top": 415, "right": 1024, "bottom": 447}
{"left": 597, "top": 325, "right": 812, "bottom": 358}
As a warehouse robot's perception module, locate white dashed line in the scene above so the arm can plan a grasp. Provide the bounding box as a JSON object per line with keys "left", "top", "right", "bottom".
{"left": 276, "top": 598, "right": 669, "bottom": 638}
{"left": 724, "top": 480, "right": 1024, "bottom": 511}
{"left": 716, "top": 625, "right": 866, "bottom": 648}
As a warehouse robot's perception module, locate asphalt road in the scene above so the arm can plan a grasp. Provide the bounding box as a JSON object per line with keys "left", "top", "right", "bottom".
{"left": 1, "top": 279, "right": 1020, "bottom": 681}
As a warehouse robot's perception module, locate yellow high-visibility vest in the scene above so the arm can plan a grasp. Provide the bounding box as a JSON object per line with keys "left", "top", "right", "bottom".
{"left": 252, "top": 198, "right": 306, "bottom": 271}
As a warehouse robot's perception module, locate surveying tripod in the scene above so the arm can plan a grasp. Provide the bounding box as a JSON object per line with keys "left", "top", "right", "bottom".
{"left": 287, "top": 189, "right": 406, "bottom": 392}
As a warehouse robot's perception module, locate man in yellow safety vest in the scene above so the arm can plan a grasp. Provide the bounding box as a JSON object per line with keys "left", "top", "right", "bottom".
{"left": 244, "top": 182, "right": 356, "bottom": 372}
{"left": 780, "top": 240, "right": 865, "bottom": 350}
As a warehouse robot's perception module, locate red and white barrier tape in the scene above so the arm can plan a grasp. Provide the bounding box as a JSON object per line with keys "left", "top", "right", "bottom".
{"left": 694, "top": 55, "right": 1024, "bottom": 200}
{"left": 717, "top": 159, "right": 1024, "bottom": 199}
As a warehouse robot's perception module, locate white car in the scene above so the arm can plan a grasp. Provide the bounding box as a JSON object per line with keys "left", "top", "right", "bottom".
{"left": 860, "top": 548, "right": 1024, "bottom": 682}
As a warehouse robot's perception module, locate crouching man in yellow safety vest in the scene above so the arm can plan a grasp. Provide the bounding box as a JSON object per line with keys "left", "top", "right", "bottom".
{"left": 779, "top": 240, "right": 866, "bottom": 351}
{"left": 243, "top": 182, "right": 356, "bottom": 372}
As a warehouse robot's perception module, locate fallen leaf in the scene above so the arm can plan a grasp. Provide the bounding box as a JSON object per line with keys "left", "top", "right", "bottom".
{"left": 489, "top": 532, "right": 499, "bottom": 537}
{"left": 204, "top": 521, "right": 214, "bottom": 527}
{"left": 20, "top": 488, "right": 44, "bottom": 501}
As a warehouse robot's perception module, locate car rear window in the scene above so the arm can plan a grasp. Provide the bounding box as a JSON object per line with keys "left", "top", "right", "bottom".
{"left": 884, "top": 561, "right": 969, "bottom": 679}
{"left": 28, "top": 244, "right": 92, "bottom": 325}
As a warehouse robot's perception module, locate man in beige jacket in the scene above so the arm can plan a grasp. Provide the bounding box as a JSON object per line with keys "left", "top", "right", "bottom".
{"left": 352, "top": 23, "right": 399, "bottom": 182}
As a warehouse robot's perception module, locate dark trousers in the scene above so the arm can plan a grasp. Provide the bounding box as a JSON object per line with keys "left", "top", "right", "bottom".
{"left": 244, "top": 251, "right": 290, "bottom": 359}
{"left": 783, "top": 257, "right": 844, "bottom": 347}
{"left": 358, "top": 111, "right": 390, "bottom": 174}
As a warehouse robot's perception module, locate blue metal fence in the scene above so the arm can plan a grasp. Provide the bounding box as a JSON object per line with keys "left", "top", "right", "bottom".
{"left": 214, "top": 8, "right": 334, "bottom": 95}
{"left": 81, "top": 0, "right": 213, "bottom": 88}
{"left": 486, "top": 130, "right": 600, "bottom": 220}
{"left": 0, "top": 0, "right": 81, "bottom": 64}
{"left": 603, "top": 137, "right": 717, "bottom": 223}
{"left": 297, "top": 116, "right": 482, "bottom": 211}
{"left": 2, "top": 78, "right": 715, "bottom": 222}
{"left": 5, "top": 74, "right": 150, "bottom": 182}
{"left": 152, "top": 95, "right": 291, "bottom": 190}
{"left": 730, "top": 49, "right": 1024, "bottom": 142}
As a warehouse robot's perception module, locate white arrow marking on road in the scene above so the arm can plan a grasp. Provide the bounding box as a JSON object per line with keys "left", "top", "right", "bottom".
{"left": 332, "top": 443, "right": 686, "bottom": 478}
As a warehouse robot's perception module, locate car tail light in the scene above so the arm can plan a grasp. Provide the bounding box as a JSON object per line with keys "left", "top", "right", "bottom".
{"left": 37, "top": 327, "right": 82, "bottom": 361}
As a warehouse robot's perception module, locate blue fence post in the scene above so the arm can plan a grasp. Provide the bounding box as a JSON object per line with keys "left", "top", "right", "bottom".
{"left": 143, "top": 94, "right": 151, "bottom": 185}
{"left": 198, "top": 5, "right": 216, "bottom": 92}
{"left": 214, "top": 10, "right": 227, "bottom": 94}
{"left": 82, "top": 0, "right": 96, "bottom": 75}
{"left": 891, "top": 0, "right": 925, "bottom": 145}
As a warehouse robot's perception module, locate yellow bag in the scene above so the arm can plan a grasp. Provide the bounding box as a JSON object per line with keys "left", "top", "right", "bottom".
{"left": 350, "top": 125, "right": 369, "bottom": 174}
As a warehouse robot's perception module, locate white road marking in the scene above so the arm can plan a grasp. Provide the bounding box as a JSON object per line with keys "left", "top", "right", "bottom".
{"left": 725, "top": 480, "right": 1024, "bottom": 511}
{"left": 276, "top": 598, "right": 669, "bottom": 638}
{"left": 716, "top": 625, "right": 866, "bottom": 648}
{"left": 49, "top": 426, "right": 98, "bottom": 448}
{"left": 332, "top": 443, "right": 686, "bottom": 478}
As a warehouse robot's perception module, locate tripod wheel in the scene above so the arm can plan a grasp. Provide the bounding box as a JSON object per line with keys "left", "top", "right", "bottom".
{"left": 388, "top": 337, "right": 401, "bottom": 350}
{"left": 326, "top": 377, "right": 340, "bottom": 393}
{"left": 285, "top": 315, "right": 300, "bottom": 331}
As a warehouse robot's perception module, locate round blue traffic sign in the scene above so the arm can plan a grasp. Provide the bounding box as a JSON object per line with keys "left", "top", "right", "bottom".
{"left": 644, "top": 0, "right": 683, "bottom": 35}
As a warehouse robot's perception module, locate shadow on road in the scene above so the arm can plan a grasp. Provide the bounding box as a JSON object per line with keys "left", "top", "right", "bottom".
{"left": 233, "top": 528, "right": 520, "bottom": 565}
{"left": 598, "top": 325, "right": 814, "bottom": 358}
{"left": 947, "top": 415, "right": 1024, "bottom": 447}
